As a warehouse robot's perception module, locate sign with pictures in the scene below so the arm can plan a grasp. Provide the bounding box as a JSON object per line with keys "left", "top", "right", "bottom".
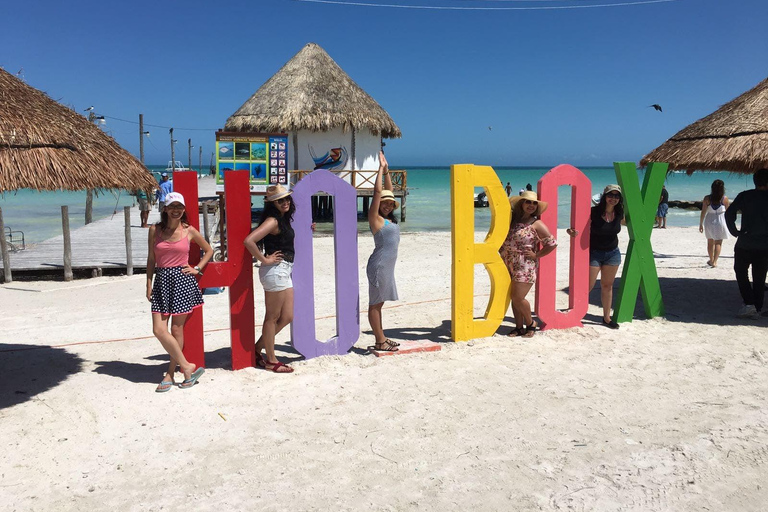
{"left": 215, "top": 132, "right": 289, "bottom": 193}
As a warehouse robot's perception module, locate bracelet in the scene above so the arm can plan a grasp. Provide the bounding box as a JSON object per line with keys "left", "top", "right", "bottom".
{"left": 194, "top": 266, "right": 204, "bottom": 276}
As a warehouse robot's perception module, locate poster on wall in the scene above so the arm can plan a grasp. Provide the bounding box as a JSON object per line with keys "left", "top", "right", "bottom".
{"left": 215, "top": 132, "right": 289, "bottom": 193}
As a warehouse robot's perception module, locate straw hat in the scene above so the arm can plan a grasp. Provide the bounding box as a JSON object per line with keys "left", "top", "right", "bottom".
{"left": 380, "top": 190, "right": 400, "bottom": 209}
{"left": 509, "top": 190, "right": 548, "bottom": 216}
{"left": 265, "top": 184, "right": 292, "bottom": 202}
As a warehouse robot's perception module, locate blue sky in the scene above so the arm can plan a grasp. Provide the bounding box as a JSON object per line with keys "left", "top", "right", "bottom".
{"left": 3, "top": 0, "right": 766, "bottom": 167}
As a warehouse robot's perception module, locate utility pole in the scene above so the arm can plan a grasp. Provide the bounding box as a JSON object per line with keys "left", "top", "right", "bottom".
{"left": 199, "top": 146, "right": 203, "bottom": 176}
{"left": 139, "top": 114, "right": 145, "bottom": 165}
{"left": 188, "top": 138, "right": 193, "bottom": 172}
{"left": 170, "top": 128, "right": 176, "bottom": 172}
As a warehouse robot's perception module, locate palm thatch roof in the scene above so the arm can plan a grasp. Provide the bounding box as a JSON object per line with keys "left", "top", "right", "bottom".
{"left": 640, "top": 77, "right": 768, "bottom": 175}
{"left": 225, "top": 43, "right": 401, "bottom": 138}
{"left": 0, "top": 68, "right": 157, "bottom": 192}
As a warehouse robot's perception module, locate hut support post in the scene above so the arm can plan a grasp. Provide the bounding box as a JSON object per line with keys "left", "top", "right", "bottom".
{"left": 85, "top": 189, "right": 93, "bottom": 225}
{"left": 0, "top": 207, "right": 12, "bottom": 283}
{"left": 61, "top": 206, "right": 73, "bottom": 281}
{"left": 203, "top": 204, "right": 211, "bottom": 243}
{"left": 362, "top": 196, "right": 369, "bottom": 216}
{"left": 124, "top": 206, "right": 133, "bottom": 276}
{"left": 401, "top": 193, "right": 406, "bottom": 222}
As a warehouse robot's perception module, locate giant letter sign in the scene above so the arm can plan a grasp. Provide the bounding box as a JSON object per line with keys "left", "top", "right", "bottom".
{"left": 451, "top": 164, "right": 511, "bottom": 341}
{"left": 291, "top": 169, "right": 360, "bottom": 358}
{"left": 613, "top": 161, "right": 666, "bottom": 322}
{"left": 535, "top": 165, "right": 592, "bottom": 330}
{"left": 174, "top": 170, "right": 255, "bottom": 370}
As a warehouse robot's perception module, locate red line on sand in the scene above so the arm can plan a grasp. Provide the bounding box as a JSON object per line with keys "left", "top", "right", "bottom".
{"left": 3, "top": 293, "right": 485, "bottom": 352}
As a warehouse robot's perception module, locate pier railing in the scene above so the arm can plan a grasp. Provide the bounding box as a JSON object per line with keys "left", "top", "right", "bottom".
{"left": 291, "top": 169, "right": 407, "bottom": 190}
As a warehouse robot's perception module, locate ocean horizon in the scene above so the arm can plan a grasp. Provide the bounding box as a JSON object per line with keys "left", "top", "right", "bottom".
{"left": 1, "top": 165, "right": 756, "bottom": 244}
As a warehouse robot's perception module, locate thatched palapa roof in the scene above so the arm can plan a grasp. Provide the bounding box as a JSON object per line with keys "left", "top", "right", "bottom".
{"left": 640, "top": 77, "right": 768, "bottom": 174}
{"left": 0, "top": 68, "right": 157, "bottom": 192}
{"left": 225, "top": 43, "right": 401, "bottom": 138}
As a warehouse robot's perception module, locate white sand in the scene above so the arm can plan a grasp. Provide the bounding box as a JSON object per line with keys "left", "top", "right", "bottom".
{"left": 1, "top": 227, "right": 767, "bottom": 511}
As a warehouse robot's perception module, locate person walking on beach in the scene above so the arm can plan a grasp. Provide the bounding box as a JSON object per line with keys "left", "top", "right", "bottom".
{"left": 500, "top": 190, "right": 557, "bottom": 337}
{"left": 146, "top": 192, "right": 213, "bottom": 392}
{"left": 725, "top": 168, "right": 768, "bottom": 319}
{"left": 655, "top": 185, "right": 669, "bottom": 228}
{"left": 136, "top": 187, "right": 151, "bottom": 228}
{"left": 575, "top": 184, "right": 625, "bottom": 329}
{"left": 156, "top": 173, "right": 173, "bottom": 211}
{"left": 366, "top": 151, "right": 401, "bottom": 352}
{"left": 244, "top": 184, "right": 297, "bottom": 373}
{"left": 699, "top": 179, "right": 730, "bottom": 268}
{"left": 505, "top": 182, "right": 512, "bottom": 197}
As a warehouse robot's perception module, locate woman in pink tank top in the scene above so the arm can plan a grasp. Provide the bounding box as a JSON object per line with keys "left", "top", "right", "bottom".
{"left": 146, "top": 192, "right": 213, "bottom": 392}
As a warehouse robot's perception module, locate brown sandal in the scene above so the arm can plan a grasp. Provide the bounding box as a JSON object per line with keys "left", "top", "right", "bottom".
{"left": 373, "top": 339, "right": 399, "bottom": 352}
{"left": 507, "top": 327, "right": 526, "bottom": 337}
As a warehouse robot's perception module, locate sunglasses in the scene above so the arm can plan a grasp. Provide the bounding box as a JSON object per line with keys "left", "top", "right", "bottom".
{"left": 605, "top": 192, "right": 622, "bottom": 199}
{"left": 523, "top": 199, "right": 539, "bottom": 206}
{"left": 165, "top": 204, "right": 184, "bottom": 210}
{"left": 275, "top": 197, "right": 291, "bottom": 204}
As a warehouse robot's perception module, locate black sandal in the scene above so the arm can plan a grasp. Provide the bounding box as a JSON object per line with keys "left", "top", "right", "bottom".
{"left": 373, "top": 339, "right": 399, "bottom": 352}
{"left": 522, "top": 321, "right": 538, "bottom": 338}
{"left": 507, "top": 327, "right": 525, "bottom": 337}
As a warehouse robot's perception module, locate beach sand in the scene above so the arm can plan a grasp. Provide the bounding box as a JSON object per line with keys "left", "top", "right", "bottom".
{"left": 2, "top": 227, "right": 767, "bottom": 511}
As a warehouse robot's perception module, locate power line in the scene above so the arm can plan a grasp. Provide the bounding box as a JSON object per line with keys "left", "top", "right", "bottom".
{"left": 292, "top": 0, "right": 679, "bottom": 9}
{"left": 102, "top": 114, "right": 217, "bottom": 132}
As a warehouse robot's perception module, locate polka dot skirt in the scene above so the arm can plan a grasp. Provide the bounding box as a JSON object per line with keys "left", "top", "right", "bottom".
{"left": 151, "top": 266, "right": 204, "bottom": 316}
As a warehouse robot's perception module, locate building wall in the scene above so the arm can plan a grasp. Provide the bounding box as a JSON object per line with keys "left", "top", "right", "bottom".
{"left": 292, "top": 129, "right": 382, "bottom": 182}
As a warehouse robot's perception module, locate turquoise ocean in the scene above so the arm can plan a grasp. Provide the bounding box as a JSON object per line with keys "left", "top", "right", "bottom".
{"left": 0, "top": 165, "right": 756, "bottom": 244}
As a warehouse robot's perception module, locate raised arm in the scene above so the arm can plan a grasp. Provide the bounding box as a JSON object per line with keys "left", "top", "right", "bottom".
{"left": 368, "top": 150, "right": 388, "bottom": 232}
{"left": 243, "top": 217, "right": 281, "bottom": 265}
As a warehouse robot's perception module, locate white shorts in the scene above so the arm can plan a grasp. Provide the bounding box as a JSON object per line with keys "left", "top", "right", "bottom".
{"left": 259, "top": 261, "right": 293, "bottom": 292}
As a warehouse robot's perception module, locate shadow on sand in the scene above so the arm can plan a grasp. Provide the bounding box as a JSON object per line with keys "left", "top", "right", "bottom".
{"left": 0, "top": 344, "right": 83, "bottom": 410}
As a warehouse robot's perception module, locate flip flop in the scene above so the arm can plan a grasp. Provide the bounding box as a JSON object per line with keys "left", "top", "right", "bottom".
{"left": 155, "top": 380, "right": 174, "bottom": 393}
{"left": 180, "top": 367, "right": 205, "bottom": 389}
{"left": 265, "top": 361, "right": 294, "bottom": 374}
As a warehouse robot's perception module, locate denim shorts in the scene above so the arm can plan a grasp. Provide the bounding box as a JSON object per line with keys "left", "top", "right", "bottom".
{"left": 656, "top": 203, "right": 669, "bottom": 217}
{"left": 590, "top": 247, "right": 621, "bottom": 267}
{"left": 259, "top": 261, "right": 293, "bottom": 292}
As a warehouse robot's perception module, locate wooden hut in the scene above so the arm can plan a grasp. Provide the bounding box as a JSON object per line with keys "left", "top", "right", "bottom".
{"left": 640, "top": 77, "right": 768, "bottom": 174}
{"left": 224, "top": 42, "right": 403, "bottom": 209}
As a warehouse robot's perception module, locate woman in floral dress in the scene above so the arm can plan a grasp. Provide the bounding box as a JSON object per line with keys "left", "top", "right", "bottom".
{"left": 500, "top": 190, "right": 558, "bottom": 338}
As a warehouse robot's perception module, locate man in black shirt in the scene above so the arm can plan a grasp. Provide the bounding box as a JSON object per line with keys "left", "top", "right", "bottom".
{"left": 725, "top": 168, "right": 768, "bottom": 319}
{"left": 655, "top": 185, "right": 669, "bottom": 228}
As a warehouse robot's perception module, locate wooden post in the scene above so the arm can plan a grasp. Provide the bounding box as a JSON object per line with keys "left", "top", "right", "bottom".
{"left": 61, "top": 206, "right": 73, "bottom": 281}
{"left": 362, "top": 196, "right": 369, "bottom": 216}
{"left": 292, "top": 132, "right": 299, "bottom": 171}
{"left": 188, "top": 138, "right": 193, "bottom": 172}
{"left": 199, "top": 146, "right": 203, "bottom": 176}
{"left": 351, "top": 127, "right": 356, "bottom": 187}
{"left": 203, "top": 203, "right": 211, "bottom": 243}
{"left": 0, "top": 207, "right": 12, "bottom": 283}
{"left": 400, "top": 192, "right": 406, "bottom": 223}
{"left": 124, "top": 206, "right": 133, "bottom": 276}
{"left": 85, "top": 189, "right": 93, "bottom": 225}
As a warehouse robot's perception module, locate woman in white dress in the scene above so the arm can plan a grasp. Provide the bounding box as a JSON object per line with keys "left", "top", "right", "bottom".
{"left": 699, "top": 179, "right": 730, "bottom": 267}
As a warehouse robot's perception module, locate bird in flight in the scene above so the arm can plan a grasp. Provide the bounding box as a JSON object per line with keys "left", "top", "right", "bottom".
{"left": 488, "top": 126, "right": 492, "bottom": 131}
{"left": 84, "top": 106, "right": 94, "bottom": 112}
{"left": 649, "top": 104, "right": 662, "bottom": 112}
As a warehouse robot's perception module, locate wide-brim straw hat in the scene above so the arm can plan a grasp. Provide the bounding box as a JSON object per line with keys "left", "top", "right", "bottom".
{"left": 265, "top": 184, "right": 292, "bottom": 202}
{"left": 380, "top": 190, "right": 400, "bottom": 209}
{"left": 509, "top": 190, "right": 548, "bottom": 216}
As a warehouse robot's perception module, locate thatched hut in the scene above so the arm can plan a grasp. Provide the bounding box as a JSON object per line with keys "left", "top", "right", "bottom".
{"left": 0, "top": 68, "right": 157, "bottom": 192}
{"left": 640, "top": 77, "right": 768, "bottom": 174}
{"left": 224, "top": 42, "right": 401, "bottom": 179}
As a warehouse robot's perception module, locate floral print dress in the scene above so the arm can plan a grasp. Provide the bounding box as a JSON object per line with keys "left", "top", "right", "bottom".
{"left": 500, "top": 220, "right": 557, "bottom": 284}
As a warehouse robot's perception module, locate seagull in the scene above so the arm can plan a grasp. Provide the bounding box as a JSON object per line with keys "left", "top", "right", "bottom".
{"left": 488, "top": 126, "right": 492, "bottom": 131}
{"left": 649, "top": 104, "right": 662, "bottom": 112}
{"left": 84, "top": 106, "right": 94, "bottom": 112}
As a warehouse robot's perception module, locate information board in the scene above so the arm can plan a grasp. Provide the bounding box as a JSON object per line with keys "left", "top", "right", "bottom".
{"left": 215, "top": 132, "right": 289, "bottom": 193}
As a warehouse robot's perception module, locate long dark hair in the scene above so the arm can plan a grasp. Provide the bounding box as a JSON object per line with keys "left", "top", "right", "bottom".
{"left": 257, "top": 196, "right": 296, "bottom": 252}
{"left": 596, "top": 192, "right": 624, "bottom": 220}
{"left": 710, "top": 179, "right": 725, "bottom": 204}
{"left": 157, "top": 210, "right": 189, "bottom": 231}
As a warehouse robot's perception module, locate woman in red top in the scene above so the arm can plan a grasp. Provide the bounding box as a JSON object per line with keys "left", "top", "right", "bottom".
{"left": 146, "top": 192, "right": 213, "bottom": 392}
